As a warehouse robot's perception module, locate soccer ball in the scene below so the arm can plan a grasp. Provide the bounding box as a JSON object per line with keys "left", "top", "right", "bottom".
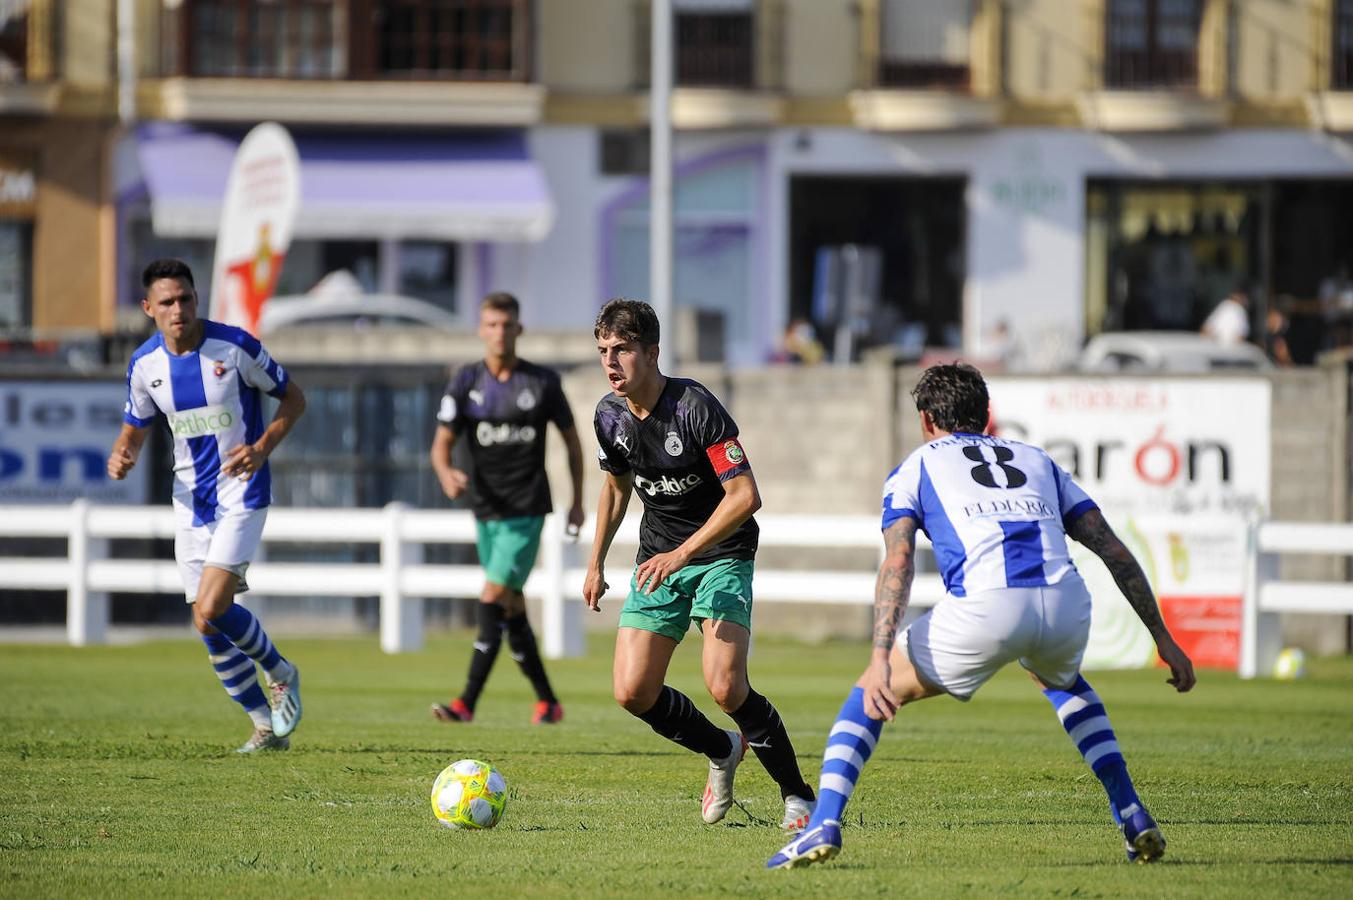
{"left": 430, "top": 759, "right": 507, "bottom": 830}
{"left": 1272, "top": 647, "right": 1307, "bottom": 681}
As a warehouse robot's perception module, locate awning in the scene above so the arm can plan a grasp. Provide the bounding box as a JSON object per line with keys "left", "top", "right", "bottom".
{"left": 133, "top": 123, "right": 554, "bottom": 242}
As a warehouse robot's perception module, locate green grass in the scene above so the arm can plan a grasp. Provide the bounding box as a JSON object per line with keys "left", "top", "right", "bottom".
{"left": 2, "top": 634, "right": 1351, "bottom": 898}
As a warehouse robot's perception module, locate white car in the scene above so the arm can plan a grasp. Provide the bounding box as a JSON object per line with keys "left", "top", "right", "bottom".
{"left": 1076, "top": 331, "right": 1273, "bottom": 373}
{"left": 258, "top": 291, "right": 460, "bottom": 334}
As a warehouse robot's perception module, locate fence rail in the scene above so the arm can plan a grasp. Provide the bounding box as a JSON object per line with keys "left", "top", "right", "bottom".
{"left": 0, "top": 501, "right": 945, "bottom": 656}
{"left": 1240, "top": 519, "right": 1353, "bottom": 678}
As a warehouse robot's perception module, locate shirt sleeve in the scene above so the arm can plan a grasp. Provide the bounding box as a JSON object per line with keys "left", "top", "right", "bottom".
{"left": 881, "top": 452, "right": 923, "bottom": 531}
{"left": 543, "top": 373, "right": 575, "bottom": 432}
{"left": 690, "top": 389, "right": 751, "bottom": 483}
{"left": 593, "top": 407, "right": 631, "bottom": 475}
{"left": 1052, "top": 460, "right": 1098, "bottom": 529}
{"left": 435, "top": 371, "right": 469, "bottom": 435}
{"left": 123, "top": 360, "right": 156, "bottom": 428}
{"left": 236, "top": 332, "right": 290, "bottom": 399}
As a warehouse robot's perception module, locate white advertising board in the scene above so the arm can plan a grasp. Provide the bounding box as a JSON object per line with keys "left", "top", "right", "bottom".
{"left": 0, "top": 382, "right": 149, "bottom": 504}
{"left": 986, "top": 378, "right": 1268, "bottom": 670}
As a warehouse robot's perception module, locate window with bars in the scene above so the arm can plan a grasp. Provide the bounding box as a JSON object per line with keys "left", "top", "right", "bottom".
{"left": 674, "top": 0, "right": 755, "bottom": 88}
{"left": 877, "top": 0, "right": 973, "bottom": 90}
{"left": 170, "top": 0, "right": 529, "bottom": 81}
{"left": 1336, "top": 0, "right": 1353, "bottom": 90}
{"left": 1104, "top": 0, "right": 1201, "bottom": 90}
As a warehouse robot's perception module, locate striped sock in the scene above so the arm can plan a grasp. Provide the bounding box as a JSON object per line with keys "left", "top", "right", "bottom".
{"left": 1042, "top": 675, "right": 1142, "bottom": 824}
{"left": 209, "top": 604, "right": 291, "bottom": 683}
{"left": 807, "top": 687, "right": 884, "bottom": 829}
{"left": 202, "top": 632, "right": 271, "bottom": 729}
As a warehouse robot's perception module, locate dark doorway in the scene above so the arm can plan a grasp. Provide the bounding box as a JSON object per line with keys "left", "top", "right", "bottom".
{"left": 788, "top": 176, "right": 965, "bottom": 360}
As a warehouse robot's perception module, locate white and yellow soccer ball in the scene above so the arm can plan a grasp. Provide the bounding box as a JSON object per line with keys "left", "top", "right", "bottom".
{"left": 431, "top": 759, "right": 507, "bottom": 830}
{"left": 1272, "top": 647, "right": 1307, "bottom": 681}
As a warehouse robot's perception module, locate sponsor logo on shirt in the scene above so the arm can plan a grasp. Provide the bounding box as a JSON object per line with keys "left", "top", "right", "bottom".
{"left": 166, "top": 404, "right": 235, "bottom": 438}
{"left": 150, "top": 379, "right": 163, "bottom": 388}
{"left": 664, "top": 432, "right": 683, "bottom": 456}
{"left": 962, "top": 498, "right": 1054, "bottom": 519}
{"left": 469, "top": 389, "right": 484, "bottom": 406}
{"left": 634, "top": 472, "right": 702, "bottom": 497}
{"left": 476, "top": 421, "right": 537, "bottom": 446}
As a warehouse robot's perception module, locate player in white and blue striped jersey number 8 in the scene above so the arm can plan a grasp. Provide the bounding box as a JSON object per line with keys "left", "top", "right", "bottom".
{"left": 769, "top": 362, "right": 1196, "bottom": 870}
{"left": 106, "top": 259, "right": 307, "bottom": 754}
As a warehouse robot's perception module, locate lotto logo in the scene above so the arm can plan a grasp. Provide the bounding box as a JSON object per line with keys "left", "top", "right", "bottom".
{"left": 166, "top": 404, "right": 235, "bottom": 438}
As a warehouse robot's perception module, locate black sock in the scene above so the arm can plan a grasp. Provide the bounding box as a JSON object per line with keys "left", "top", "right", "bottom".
{"left": 461, "top": 602, "right": 504, "bottom": 710}
{"left": 730, "top": 688, "right": 814, "bottom": 800}
{"left": 504, "top": 613, "right": 557, "bottom": 704}
{"left": 637, "top": 685, "right": 734, "bottom": 759}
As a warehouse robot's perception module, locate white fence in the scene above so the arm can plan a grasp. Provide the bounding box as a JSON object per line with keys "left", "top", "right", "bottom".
{"left": 0, "top": 501, "right": 945, "bottom": 656}
{"left": 1240, "top": 518, "right": 1353, "bottom": 678}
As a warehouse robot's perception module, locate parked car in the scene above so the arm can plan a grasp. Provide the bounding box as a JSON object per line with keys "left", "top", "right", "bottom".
{"left": 1075, "top": 331, "right": 1273, "bottom": 373}
{"left": 258, "top": 270, "right": 459, "bottom": 334}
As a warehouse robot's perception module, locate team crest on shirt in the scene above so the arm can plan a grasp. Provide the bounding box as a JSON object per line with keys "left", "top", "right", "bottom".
{"left": 212, "top": 360, "right": 228, "bottom": 379}
{"left": 724, "top": 440, "right": 744, "bottom": 464}
{"left": 664, "top": 432, "right": 683, "bottom": 456}
{"left": 517, "top": 389, "right": 537, "bottom": 411}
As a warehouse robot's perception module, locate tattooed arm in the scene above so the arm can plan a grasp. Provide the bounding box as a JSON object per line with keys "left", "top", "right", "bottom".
{"left": 1068, "top": 508, "right": 1196, "bottom": 693}
{"left": 859, "top": 517, "right": 919, "bottom": 719}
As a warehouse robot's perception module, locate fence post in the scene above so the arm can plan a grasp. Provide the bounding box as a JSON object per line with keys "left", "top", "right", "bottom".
{"left": 380, "top": 502, "right": 423, "bottom": 653}
{"left": 67, "top": 499, "right": 109, "bottom": 647}
{"left": 540, "top": 513, "right": 584, "bottom": 659}
{"left": 1240, "top": 514, "right": 1283, "bottom": 679}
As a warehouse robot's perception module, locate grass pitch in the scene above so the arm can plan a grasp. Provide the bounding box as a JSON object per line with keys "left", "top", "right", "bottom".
{"left": 2, "top": 633, "right": 1351, "bottom": 898}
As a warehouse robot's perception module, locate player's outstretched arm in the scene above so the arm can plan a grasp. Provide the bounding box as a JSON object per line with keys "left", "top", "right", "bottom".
{"left": 223, "top": 380, "right": 307, "bottom": 481}
{"left": 107, "top": 423, "right": 149, "bottom": 480}
{"left": 583, "top": 470, "right": 634, "bottom": 611}
{"left": 1068, "top": 508, "right": 1196, "bottom": 693}
{"left": 558, "top": 425, "right": 586, "bottom": 535}
{"left": 634, "top": 470, "right": 761, "bottom": 594}
{"left": 861, "top": 517, "right": 918, "bottom": 720}
{"left": 429, "top": 424, "right": 468, "bottom": 500}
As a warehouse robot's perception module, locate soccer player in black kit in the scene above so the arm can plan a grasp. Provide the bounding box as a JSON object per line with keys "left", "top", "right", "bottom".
{"left": 582, "top": 298, "right": 816, "bottom": 831}
{"left": 430, "top": 292, "right": 586, "bottom": 724}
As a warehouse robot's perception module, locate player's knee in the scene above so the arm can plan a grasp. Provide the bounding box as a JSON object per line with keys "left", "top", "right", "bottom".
{"left": 481, "top": 582, "right": 510, "bottom": 604}
{"left": 191, "top": 608, "right": 215, "bottom": 635}
{"left": 613, "top": 682, "right": 658, "bottom": 715}
{"left": 704, "top": 675, "right": 746, "bottom": 712}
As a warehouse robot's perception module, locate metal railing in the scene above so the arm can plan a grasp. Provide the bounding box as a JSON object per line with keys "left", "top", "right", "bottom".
{"left": 1239, "top": 518, "right": 1353, "bottom": 678}
{"left": 0, "top": 501, "right": 944, "bottom": 656}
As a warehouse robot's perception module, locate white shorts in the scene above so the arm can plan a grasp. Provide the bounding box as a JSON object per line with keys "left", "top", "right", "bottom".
{"left": 899, "top": 579, "right": 1093, "bottom": 701}
{"left": 174, "top": 505, "right": 267, "bottom": 603}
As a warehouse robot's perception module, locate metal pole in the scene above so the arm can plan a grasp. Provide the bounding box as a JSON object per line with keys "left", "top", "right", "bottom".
{"left": 117, "top": 0, "right": 136, "bottom": 125}
{"left": 651, "top": 0, "right": 675, "bottom": 356}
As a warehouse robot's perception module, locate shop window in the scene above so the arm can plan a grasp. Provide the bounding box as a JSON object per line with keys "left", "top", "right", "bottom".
{"left": 180, "top": 1, "right": 343, "bottom": 78}
{"left": 0, "top": 221, "right": 32, "bottom": 330}
{"left": 1336, "top": 0, "right": 1353, "bottom": 90}
{"left": 397, "top": 240, "right": 457, "bottom": 312}
{"left": 1104, "top": 0, "right": 1201, "bottom": 90}
{"left": 599, "top": 130, "right": 651, "bottom": 177}
{"left": 877, "top": 0, "right": 972, "bottom": 90}
{"left": 674, "top": 0, "right": 755, "bottom": 88}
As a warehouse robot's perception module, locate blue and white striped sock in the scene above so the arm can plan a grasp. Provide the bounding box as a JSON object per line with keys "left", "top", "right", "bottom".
{"left": 209, "top": 604, "right": 292, "bottom": 683}
{"left": 202, "top": 632, "right": 271, "bottom": 729}
{"left": 1043, "top": 675, "right": 1142, "bottom": 824}
{"left": 807, "top": 687, "right": 885, "bottom": 829}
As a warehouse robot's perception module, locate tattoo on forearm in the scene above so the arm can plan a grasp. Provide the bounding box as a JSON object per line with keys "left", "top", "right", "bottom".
{"left": 1070, "top": 510, "right": 1167, "bottom": 637}
{"left": 874, "top": 519, "right": 917, "bottom": 649}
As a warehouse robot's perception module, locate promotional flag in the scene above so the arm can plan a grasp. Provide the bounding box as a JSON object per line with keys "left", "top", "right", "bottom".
{"left": 208, "top": 122, "right": 301, "bottom": 334}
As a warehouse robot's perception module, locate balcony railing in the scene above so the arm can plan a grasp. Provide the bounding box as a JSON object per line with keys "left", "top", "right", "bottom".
{"left": 164, "top": 0, "right": 531, "bottom": 81}
{"left": 1103, "top": 0, "right": 1201, "bottom": 90}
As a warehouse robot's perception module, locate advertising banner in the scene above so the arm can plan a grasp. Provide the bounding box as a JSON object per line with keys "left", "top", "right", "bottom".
{"left": 0, "top": 381, "right": 149, "bottom": 504}
{"left": 208, "top": 122, "right": 301, "bottom": 335}
{"left": 987, "top": 378, "right": 1269, "bottom": 669}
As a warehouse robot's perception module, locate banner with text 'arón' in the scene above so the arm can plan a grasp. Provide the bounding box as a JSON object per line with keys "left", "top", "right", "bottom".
{"left": 207, "top": 123, "right": 301, "bottom": 335}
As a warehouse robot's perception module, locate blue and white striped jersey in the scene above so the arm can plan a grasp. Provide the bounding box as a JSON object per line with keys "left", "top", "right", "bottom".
{"left": 881, "top": 433, "right": 1098, "bottom": 597}
{"left": 123, "top": 320, "right": 290, "bottom": 525}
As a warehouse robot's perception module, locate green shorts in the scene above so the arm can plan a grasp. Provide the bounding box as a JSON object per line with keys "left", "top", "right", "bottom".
{"left": 475, "top": 516, "right": 544, "bottom": 591}
{"left": 619, "top": 557, "right": 755, "bottom": 643}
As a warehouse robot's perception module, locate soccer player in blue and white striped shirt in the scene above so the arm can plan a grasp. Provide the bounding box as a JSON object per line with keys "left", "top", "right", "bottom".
{"left": 107, "top": 259, "right": 307, "bottom": 753}
{"left": 769, "top": 363, "right": 1196, "bottom": 869}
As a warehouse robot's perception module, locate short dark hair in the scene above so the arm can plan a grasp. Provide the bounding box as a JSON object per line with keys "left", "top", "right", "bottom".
{"left": 911, "top": 363, "right": 990, "bottom": 434}
{"left": 594, "top": 298, "right": 659, "bottom": 346}
{"left": 481, "top": 291, "right": 520, "bottom": 318}
{"left": 141, "top": 258, "right": 195, "bottom": 291}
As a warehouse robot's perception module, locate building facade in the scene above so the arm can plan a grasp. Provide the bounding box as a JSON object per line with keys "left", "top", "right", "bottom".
{"left": 3, "top": 0, "right": 1353, "bottom": 367}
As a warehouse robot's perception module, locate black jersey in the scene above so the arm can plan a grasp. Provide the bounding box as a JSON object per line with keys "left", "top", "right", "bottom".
{"left": 436, "top": 359, "right": 574, "bottom": 520}
{"left": 594, "top": 376, "right": 758, "bottom": 565}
